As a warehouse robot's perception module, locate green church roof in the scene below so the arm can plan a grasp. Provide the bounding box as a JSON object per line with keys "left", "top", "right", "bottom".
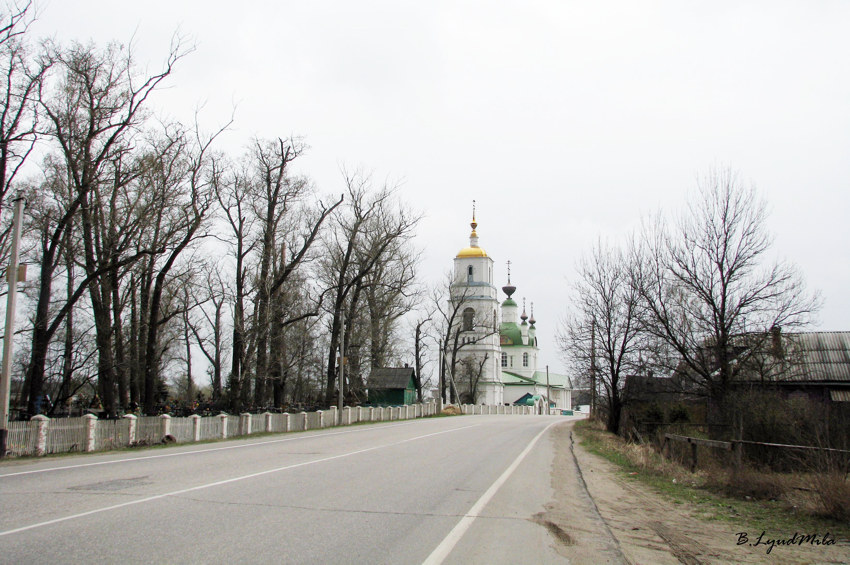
{"left": 499, "top": 322, "right": 523, "bottom": 346}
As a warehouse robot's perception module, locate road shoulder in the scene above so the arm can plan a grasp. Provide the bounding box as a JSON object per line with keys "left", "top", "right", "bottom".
{"left": 549, "top": 421, "right": 850, "bottom": 564}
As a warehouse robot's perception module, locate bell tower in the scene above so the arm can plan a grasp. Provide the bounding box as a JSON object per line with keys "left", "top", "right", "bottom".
{"left": 449, "top": 202, "right": 503, "bottom": 404}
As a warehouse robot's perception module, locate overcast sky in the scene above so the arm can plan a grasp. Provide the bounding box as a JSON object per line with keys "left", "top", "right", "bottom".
{"left": 31, "top": 1, "right": 850, "bottom": 376}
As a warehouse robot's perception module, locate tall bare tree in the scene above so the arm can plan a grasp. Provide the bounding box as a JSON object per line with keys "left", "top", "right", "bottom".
{"left": 559, "top": 240, "right": 645, "bottom": 433}
{"left": 320, "top": 172, "right": 418, "bottom": 406}
{"left": 634, "top": 168, "right": 820, "bottom": 431}
{"left": 245, "top": 138, "right": 341, "bottom": 407}
{"left": 0, "top": 1, "right": 40, "bottom": 261}
{"left": 34, "top": 38, "right": 190, "bottom": 416}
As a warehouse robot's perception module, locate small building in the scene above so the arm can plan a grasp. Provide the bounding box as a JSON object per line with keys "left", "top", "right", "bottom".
{"left": 367, "top": 367, "right": 417, "bottom": 406}
{"left": 503, "top": 370, "right": 572, "bottom": 410}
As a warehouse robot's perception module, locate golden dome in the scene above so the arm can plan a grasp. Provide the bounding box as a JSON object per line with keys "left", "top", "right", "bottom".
{"left": 456, "top": 201, "right": 487, "bottom": 257}
{"left": 457, "top": 246, "right": 488, "bottom": 258}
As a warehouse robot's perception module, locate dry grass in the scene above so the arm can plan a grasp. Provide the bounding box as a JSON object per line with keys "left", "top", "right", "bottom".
{"left": 812, "top": 472, "right": 850, "bottom": 522}
{"left": 718, "top": 467, "right": 787, "bottom": 501}
{"left": 576, "top": 419, "right": 850, "bottom": 526}
{"left": 440, "top": 405, "right": 462, "bottom": 416}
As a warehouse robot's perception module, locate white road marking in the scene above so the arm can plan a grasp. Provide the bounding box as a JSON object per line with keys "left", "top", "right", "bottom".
{"left": 422, "top": 420, "right": 560, "bottom": 565}
{"left": 0, "top": 423, "right": 479, "bottom": 538}
{"left": 0, "top": 420, "right": 423, "bottom": 478}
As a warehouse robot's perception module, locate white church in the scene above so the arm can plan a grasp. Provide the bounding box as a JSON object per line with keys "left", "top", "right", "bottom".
{"left": 449, "top": 210, "right": 572, "bottom": 410}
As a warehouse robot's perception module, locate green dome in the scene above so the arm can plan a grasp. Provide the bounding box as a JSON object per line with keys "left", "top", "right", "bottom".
{"left": 502, "top": 298, "right": 517, "bottom": 307}
{"left": 499, "top": 322, "right": 522, "bottom": 346}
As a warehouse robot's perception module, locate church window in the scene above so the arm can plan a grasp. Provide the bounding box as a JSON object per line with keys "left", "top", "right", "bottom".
{"left": 523, "top": 352, "right": 528, "bottom": 367}
{"left": 501, "top": 352, "right": 507, "bottom": 367}
{"left": 462, "top": 307, "right": 475, "bottom": 331}
{"left": 467, "top": 265, "right": 473, "bottom": 282}
{"left": 510, "top": 356, "right": 514, "bottom": 367}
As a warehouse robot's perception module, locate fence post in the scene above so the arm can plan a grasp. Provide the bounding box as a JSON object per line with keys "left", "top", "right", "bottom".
{"left": 219, "top": 413, "right": 228, "bottom": 439}
{"left": 343, "top": 406, "right": 351, "bottom": 425}
{"left": 690, "top": 439, "right": 698, "bottom": 473}
{"left": 301, "top": 411, "right": 308, "bottom": 431}
{"left": 317, "top": 410, "right": 324, "bottom": 428}
{"left": 160, "top": 414, "right": 171, "bottom": 441}
{"left": 283, "top": 413, "right": 290, "bottom": 432}
{"left": 734, "top": 412, "right": 743, "bottom": 472}
{"left": 84, "top": 413, "right": 97, "bottom": 452}
{"left": 240, "top": 413, "right": 251, "bottom": 435}
{"left": 192, "top": 414, "right": 201, "bottom": 442}
{"left": 733, "top": 441, "right": 743, "bottom": 472}
{"left": 329, "top": 406, "right": 337, "bottom": 426}
{"left": 264, "top": 412, "right": 272, "bottom": 433}
{"left": 32, "top": 414, "right": 48, "bottom": 456}
{"left": 124, "top": 414, "right": 137, "bottom": 446}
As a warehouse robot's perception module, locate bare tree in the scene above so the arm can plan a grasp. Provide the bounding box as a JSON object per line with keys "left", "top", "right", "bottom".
{"left": 189, "top": 260, "right": 229, "bottom": 403}
{"left": 245, "top": 138, "right": 341, "bottom": 408}
{"left": 213, "top": 156, "right": 255, "bottom": 411}
{"left": 33, "top": 38, "right": 191, "bottom": 417}
{"left": 634, "top": 168, "right": 820, "bottom": 432}
{"left": 456, "top": 353, "right": 488, "bottom": 404}
{"left": 411, "top": 305, "right": 434, "bottom": 402}
{"left": 433, "top": 273, "right": 498, "bottom": 404}
{"left": 0, "top": 1, "right": 41, "bottom": 261}
{"left": 320, "top": 172, "right": 419, "bottom": 406}
{"left": 559, "top": 239, "right": 645, "bottom": 433}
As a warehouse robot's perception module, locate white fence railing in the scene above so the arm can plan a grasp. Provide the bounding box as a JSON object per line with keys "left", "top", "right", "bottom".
{"left": 4, "top": 402, "right": 440, "bottom": 458}
{"left": 4, "top": 402, "right": 570, "bottom": 458}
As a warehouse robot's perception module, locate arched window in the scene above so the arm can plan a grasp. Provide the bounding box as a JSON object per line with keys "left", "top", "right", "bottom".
{"left": 467, "top": 265, "right": 473, "bottom": 283}
{"left": 523, "top": 352, "right": 528, "bottom": 367}
{"left": 462, "top": 307, "right": 475, "bottom": 331}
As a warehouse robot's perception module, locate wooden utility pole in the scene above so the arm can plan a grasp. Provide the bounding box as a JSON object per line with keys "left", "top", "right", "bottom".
{"left": 590, "top": 321, "right": 597, "bottom": 420}
{"left": 338, "top": 310, "right": 345, "bottom": 423}
{"left": 0, "top": 194, "right": 25, "bottom": 457}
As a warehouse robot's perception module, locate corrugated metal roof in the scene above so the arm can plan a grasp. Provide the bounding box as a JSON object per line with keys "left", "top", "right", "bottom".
{"left": 367, "top": 367, "right": 415, "bottom": 390}
{"left": 786, "top": 332, "right": 850, "bottom": 383}
{"left": 830, "top": 390, "right": 850, "bottom": 402}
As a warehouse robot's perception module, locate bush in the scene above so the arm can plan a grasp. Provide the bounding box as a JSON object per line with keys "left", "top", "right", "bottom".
{"left": 812, "top": 472, "right": 850, "bottom": 521}
{"left": 723, "top": 467, "right": 786, "bottom": 500}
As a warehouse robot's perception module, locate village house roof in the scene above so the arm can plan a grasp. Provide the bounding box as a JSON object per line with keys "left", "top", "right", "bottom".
{"left": 782, "top": 331, "right": 850, "bottom": 382}
{"left": 367, "top": 367, "right": 416, "bottom": 390}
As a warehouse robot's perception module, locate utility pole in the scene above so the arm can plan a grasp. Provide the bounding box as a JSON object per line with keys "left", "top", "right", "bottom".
{"left": 590, "top": 321, "right": 597, "bottom": 420}
{"left": 338, "top": 310, "right": 344, "bottom": 424}
{"left": 0, "top": 194, "right": 25, "bottom": 458}
{"left": 437, "top": 348, "right": 443, "bottom": 413}
{"left": 546, "top": 365, "right": 551, "bottom": 416}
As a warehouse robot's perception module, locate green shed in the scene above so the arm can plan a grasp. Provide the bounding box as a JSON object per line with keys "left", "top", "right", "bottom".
{"left": 367, "top": 367, "right": 417, "bottom": 406}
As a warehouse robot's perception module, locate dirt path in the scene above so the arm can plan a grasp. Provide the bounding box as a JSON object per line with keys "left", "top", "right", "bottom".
{"left": 541, "top": 421, "right": 850, "bottom": 564}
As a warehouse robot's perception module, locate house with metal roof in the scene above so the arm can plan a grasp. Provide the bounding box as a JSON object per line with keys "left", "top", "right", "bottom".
{"left": 367, "top": 367, "right": 417, "bottom": 406}
{"left": 729, "top": 330, "right": 850, "bottom": 402}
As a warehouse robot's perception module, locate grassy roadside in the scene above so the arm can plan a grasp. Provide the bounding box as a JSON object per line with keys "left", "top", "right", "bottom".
{"left": 572, "top": 419, "right": 849, "bottom": 538}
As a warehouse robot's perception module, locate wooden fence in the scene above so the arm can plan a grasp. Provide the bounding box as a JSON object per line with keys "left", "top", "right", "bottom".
{"left": 662, "top": 433, "right": 850, "bottom": 473}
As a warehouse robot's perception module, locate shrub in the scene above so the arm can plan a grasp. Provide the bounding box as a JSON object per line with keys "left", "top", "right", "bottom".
{"left": 723, "top": 467, "right": 786, "bottom": 500}
{"left": 812, "top": 472, "right": 850, "bottom": 521}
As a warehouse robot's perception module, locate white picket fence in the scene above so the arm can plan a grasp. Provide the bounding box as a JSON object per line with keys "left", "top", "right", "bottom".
{"left": 5, "top": 403, "right": 439, "bottom": 458}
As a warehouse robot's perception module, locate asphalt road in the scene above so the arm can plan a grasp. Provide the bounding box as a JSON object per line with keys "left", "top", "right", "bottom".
{"left": 0, "top": 414, "right": 583, "bottom": 564}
